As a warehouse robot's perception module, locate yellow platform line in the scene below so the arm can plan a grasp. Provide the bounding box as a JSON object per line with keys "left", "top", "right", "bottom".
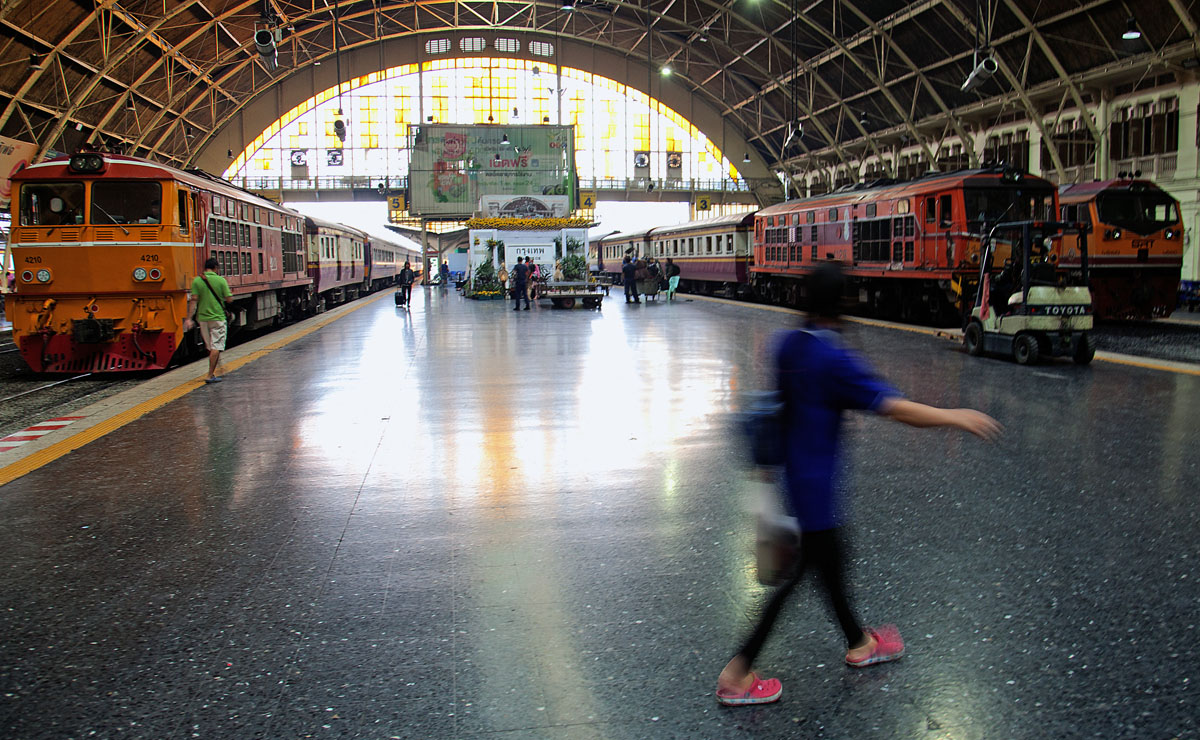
{"left": 0, "top": 290, "right": 391, "bottom": 488}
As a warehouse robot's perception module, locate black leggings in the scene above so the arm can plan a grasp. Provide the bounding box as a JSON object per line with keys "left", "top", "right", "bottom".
{"left": 735, "top": 528, "right": 865, "bottom": 666}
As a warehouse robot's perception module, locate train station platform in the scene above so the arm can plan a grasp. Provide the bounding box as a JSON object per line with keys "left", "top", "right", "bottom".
{"left": 1, "top": 287, "right": 1198, "bottom": 739}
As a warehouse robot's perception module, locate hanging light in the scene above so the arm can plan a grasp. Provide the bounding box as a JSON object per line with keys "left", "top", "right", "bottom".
{"left": 500, "top": 133, "right": 510, "bottom": 145}
{"left": 743, "top": 153, "right": 751, "bottom": 163}
{"left": 1122, "top": 17, "right": 1141, "bottom": 41}
{"left": 660, "top": 65, "right": 672, "bottom": 77}
{"left": 561, "top": 0, "right": 574, "bottom": 9}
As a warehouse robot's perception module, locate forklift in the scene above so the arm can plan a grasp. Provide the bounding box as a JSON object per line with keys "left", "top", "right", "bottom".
{"left": 963, "top": 221, "right": 1095, "bottom": 365}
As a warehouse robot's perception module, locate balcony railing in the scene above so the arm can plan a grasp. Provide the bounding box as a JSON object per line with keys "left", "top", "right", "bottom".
{"left": 229, "top": 175, "right": 769, "bottom": 196}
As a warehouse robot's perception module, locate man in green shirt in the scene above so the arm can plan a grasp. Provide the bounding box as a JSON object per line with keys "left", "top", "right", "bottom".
{"left": 183, "top": 257, "right": 233, "bottom": 384}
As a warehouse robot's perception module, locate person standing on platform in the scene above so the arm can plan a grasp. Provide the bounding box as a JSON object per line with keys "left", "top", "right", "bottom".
{"left": 183, "top": 256, "right": 233, "bottom": 385}
{"left": 621, "top": 256, "right": 639, "bottom": 304}
{"left": 512, "top": 258, "right": 531, "bottom": 311}
{"left": 398, "top": 261, "right": 416, "bottom": 308}
{"left": 497, "top": 264, "right": 509, "bottom": 299}
{"left": 439, "top": 259, "right": 450, "bottom": 291}
{"left": 665, "top": 258, "right": 681, "bottom": 300}
{"left": 715, "top": 261, "right": 1003, "bottom": 707}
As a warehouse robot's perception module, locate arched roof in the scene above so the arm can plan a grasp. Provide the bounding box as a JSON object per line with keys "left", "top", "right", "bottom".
{"left": 1, "top": 0, "right": 1195, "bottom": 178}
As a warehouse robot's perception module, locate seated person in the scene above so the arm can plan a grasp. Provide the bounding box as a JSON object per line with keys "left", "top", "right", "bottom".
{"left": 990, "top": 260, "right": 1017, "bottom": 313}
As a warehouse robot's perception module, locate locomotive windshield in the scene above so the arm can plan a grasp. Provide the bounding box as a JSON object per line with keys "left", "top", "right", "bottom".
{"left": 91, "top": 181, "right": 163, "bottom": 225}
{"left": 964, "top": 186, "right": 1055, "bottom": 233}
{"left": 1095, "top": 192, "right": 1179, "bottom": 234}
{"left": 19, "top": 182, "right": 85, "bottom": 226}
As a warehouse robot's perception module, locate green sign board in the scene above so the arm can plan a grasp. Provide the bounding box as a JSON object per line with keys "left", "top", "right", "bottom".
{"left": 409, "top": 124, "right": 575, "bottom": 217}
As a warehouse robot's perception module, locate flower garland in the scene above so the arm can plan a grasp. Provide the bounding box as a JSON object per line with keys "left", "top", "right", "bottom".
{"left": 466, "top": 217, "right": 592, "bottom": 230}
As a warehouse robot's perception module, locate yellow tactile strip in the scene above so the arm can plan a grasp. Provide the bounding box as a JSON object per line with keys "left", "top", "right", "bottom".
{"left": 0, "top": 290, "right": 391, "bottom": 488}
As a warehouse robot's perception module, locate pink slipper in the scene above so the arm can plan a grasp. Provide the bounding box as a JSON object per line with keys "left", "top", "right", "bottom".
{"left": 715, "top": 672, "right": 783, "bottom": 706}
{"left": 846, "top": 625, "right": 905, "bottom": 667}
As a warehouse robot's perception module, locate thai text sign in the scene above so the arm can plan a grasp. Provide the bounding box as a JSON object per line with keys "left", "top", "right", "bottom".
{"left": 410, "top": 125, "right": 575, "bottom": 217}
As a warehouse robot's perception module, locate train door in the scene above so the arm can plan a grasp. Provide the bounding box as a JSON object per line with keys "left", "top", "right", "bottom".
{"left": 336, "top": 235, "right": 343, "bottom": 281}
{"left": 922, "top": 192, "right": 955, "bottom": 268}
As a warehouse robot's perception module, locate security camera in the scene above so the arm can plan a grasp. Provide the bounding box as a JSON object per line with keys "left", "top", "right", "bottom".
{"left": 254, "top": 29, "right": 277, "bottom": 72}
{"left": 960, "top": 54, "right": 998, "bottom": 93}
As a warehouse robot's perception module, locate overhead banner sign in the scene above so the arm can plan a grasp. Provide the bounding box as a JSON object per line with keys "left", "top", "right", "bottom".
{"left": 409, "top": 124, "right": 575, "bottom": 217}
{"left": 0, "top": 136, "right": 39, "bottom": 209}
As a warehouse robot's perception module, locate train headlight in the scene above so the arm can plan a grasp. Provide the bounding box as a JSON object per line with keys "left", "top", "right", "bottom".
{"left": 21, "top": 270, "right": 33, "bottom": 282}
{"left": 35, "top": 269, "right": 51, "bottom": 283}
{"left": 1105, "top": 228, "right": 1121, "bottom": 240}
{"left": 68, "top": 152, "right": 106, "bottom": 173}
{"left": 1165, "top": 229, "right": 1177, "bottom": 239}
{"left": 133, "top": 267, "right": 148, "bottom": 281}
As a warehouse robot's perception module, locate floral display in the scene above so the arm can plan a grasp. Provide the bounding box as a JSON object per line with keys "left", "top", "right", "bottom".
{"left": 466, "top": 217, "right": 592, "bottom": 230}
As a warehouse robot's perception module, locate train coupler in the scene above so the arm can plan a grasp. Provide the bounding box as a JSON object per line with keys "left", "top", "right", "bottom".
{"left": 72, "top": 318, "right": 116, "bottom": 344}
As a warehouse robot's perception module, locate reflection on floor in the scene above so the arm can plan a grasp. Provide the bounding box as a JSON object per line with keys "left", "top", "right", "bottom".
{"left": 1, "top": 286, "right": 1198, "bottom": 738}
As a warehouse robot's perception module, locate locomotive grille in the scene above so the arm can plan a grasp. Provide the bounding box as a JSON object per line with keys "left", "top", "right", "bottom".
{"left": 95, "top": 229, "right": 115, "bottom": 241}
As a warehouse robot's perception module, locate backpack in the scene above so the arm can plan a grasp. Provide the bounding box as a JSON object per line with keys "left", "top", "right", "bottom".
{"left": 739, "top": 390, "right": 785, "bottom": 467}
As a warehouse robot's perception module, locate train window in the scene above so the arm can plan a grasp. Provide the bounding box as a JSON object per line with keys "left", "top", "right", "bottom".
{"left": 866, "top": 204, "right": 877, "bottom": 218}
{"left": 689, "top": 238, "right": 695, "bottom": 255}
{"left": 254, "top": 208, "right": 260, "bottom": 224}
{"left": 177, "top": 191, "right": 189, "bottom": 235}
{"left": 939, "top": 195, "right": 952, "bottom": 227}
{"left": 925, "top": 197, "right": 936, "bottom": 223}
{"left": 212, "top": 196, "right": 220, "bottom": 209}
{"left": 828, "top": 208, "right": 838, "bottom": 222}
{"left": 707, "top": 236, "right": 713, "bottom": 254}
{"left": 905, "top": 216, "right": 915, "bottom": 237}
{"left": 811, "top": 244, "right": 817, "bottom": 261}
{"left": 811, "top": 225, "right": 818, "bottom": 243}
{"left": 208, "top": 218, "right": 215, "bottom": 244}
{"left": 242, "top": 205, "right": 249, "bottom": 220}
{"left": 892, "top": 242, "right": 903, "bottom": 262}
{"left": 904, "top": 241, "right": 914, "bottom": 261}
{"left": 269, "top": 211, "right": 276, "bottom": 227}
{"left": 257, "top": 226, "right": 263, "bottom": 251}
{"left": 897, "top": 199, "right": 910, "bottom": 215}
{"left": 244, "top": 253, "right": 251, "bottom": 274}
{"left": 259, "top": 253, "right": 264, "bottom": 274}
{"left": 19, "top": 182, "right": 85, "bottom": 226}
{"left": 91, "top": 180, "right": 162, "bottom": 224}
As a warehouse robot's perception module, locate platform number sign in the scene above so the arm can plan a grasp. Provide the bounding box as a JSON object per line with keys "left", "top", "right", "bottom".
{"left": 696, "top": 196, "right": 711, "bottom": 211}
{"left": 579, "top": 191, "right": 596, "bottom": 209}
{"left": 387, "top": 194, "right": 407, "bottom": 224}
{"left": 389, "top": 195, "right": 405, "bottom": 212}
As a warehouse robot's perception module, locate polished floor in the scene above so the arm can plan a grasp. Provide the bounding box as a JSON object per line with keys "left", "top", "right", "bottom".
{"left": 1, "top": 286, "right": 1198, "bottom": 739}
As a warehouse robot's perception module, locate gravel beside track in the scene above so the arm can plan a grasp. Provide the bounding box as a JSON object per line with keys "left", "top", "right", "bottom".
{"left": 0, "top": 338, "right": 143, "bottom": 439}
{"left": 1091, "top": 319, "right": 1200, "bottom": 365}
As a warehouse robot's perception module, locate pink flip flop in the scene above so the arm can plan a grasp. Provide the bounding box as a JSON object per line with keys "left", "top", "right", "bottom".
{"left": 715, "top": 673, "right": 783, "bottom": 706}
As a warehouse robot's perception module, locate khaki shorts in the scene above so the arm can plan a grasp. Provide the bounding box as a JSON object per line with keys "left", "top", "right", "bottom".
{"left": 198, "top": 320, "right": 227, "bottom": 351}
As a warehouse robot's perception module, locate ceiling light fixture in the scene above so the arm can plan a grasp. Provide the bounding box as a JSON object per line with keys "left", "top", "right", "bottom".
{"left": 500, "top": 133, "right": 510, "bottom": 145}
{"left": 1122, "top": 17, "right": 1142, "bottom": 41}
{"left": 743, "top": 153, "right": 751, "bottom": 163}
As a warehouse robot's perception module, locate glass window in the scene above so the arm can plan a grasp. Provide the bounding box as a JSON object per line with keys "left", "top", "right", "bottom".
{"left": 828, "top": 208, "right": 837, "bottom": 222}
{"left": 91, "top": 181, "right": 162, "bottom": 225}
{"left": 925, "top": 197, "right": 936, "bottom": 224}
{"left": 19, "top": 182, "right": 85, "bottom": 226}
{"left": 177, "top": 190, "right": 189, "bottom": 234}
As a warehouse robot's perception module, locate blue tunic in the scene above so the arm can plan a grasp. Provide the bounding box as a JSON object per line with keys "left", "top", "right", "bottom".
{"left": 775, "top": 327, "right": 900, "bottom": 531}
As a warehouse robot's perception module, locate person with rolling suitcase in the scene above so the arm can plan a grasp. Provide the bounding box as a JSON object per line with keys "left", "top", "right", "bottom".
{"left": 396, "top": 261, "right": 415, "bottom": 308}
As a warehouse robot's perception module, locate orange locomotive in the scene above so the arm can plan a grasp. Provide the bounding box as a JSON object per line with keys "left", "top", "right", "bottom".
{"left": 751, "top": 166, "right": 1058, "bottom": 323}
{"left": 5, "top": 152, "right": 310, "bottom": 372}
{"left": 1058, "top": 177, "right": 1183, "bottom": 319}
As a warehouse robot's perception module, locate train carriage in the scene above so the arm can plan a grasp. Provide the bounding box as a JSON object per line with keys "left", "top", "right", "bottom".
{"left": 591, "top": 228, "right": 653, "bottom": 282}
{"left": 645, "top": 212, "right": 755, "bottom": 297}
{"left": 1058, "top": 178, "right": 1183, "bottom": 318}
{"left": 304, "top": 215, "right": 369, "bottom": 309}
{"left": 364, "top": 231, "right": 421, "bottom": 292}
{"left": 6, "top": 152, "right": 310, "bottom": 373}
{"left": 751, "top": 166, "right": 1058, "bottom": 322}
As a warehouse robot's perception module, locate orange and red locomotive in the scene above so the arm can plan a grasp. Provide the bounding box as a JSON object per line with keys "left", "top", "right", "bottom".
{"left": 1058, "top": 177, "right": 1183, "bottom": 318}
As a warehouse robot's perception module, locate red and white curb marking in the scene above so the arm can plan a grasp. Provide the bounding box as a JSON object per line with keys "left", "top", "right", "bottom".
{"left": 0, "top": 417, "right": 85, "bottom": 453}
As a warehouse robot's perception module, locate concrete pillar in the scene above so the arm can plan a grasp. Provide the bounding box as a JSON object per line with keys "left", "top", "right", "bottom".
{"left": 1175, "top": 81, "right": 1200, "bottom": 284}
